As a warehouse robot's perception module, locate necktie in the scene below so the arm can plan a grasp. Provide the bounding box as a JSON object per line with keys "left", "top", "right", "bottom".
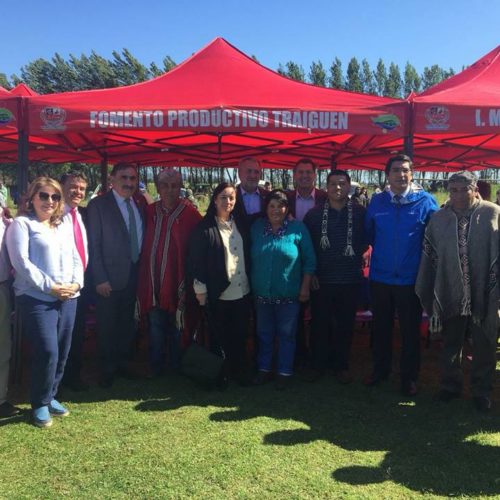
{"left": 125, "top": 198, "right": 139, "bottom": 263}
{"left": 394, "top": 194, "right": 402, "bottom": 205}
{"left": 71, "top": 208, "right": 86, "bottom": 270}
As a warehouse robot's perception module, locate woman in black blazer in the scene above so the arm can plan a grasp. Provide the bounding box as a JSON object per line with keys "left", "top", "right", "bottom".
{"left": 189, "top": 182, "right": 252, "bottom": 387}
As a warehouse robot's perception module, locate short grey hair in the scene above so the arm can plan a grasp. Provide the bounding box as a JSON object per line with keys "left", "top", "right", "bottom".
{"left": 448, "top": 170, "right": 478, "bottom": 188}
{"left": 157, "top": 168, "right": 183, "bottom": 186}
{"left": 238, "top": 156, "right": 261, "bottom": 169}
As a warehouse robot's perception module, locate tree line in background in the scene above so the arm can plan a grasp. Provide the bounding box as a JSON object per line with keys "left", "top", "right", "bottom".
{"left": 1, "top": 48, "right": 457, "bottom": 98}
{"left": 2, "top": 48, "right": 494, "bottom": 193}
{"left": 2, "top": 162, "right": 500, "bottom": 202}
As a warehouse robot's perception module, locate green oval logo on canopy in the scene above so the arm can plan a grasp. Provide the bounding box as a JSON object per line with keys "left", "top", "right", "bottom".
{"left": 0, "top": 108, "right": 13, "bottom": 125}
{"left": 371, "top": 114, "right": 401, "bottom": 132}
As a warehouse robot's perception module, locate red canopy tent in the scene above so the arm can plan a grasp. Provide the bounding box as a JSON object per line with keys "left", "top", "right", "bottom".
{"left": 0, "top": 82, "right": 98, "bottom": 166}
{"left": 25, "top": 38, "right": 408, "bottom": 171}
{"left": 0, "top": 90, "right": 20, "bottom": 160}
{"left": 410, "top": 45, "right": 500, "bottom": 171}
{"left": 9, "top": 83, "right": 39, "bottom": 97}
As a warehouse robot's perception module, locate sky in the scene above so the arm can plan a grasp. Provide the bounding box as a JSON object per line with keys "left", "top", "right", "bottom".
{"left": 1, "top": 0, "right": 499, "bottom": 82}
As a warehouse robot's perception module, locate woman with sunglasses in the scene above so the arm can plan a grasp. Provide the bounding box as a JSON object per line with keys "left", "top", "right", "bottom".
{"left": 6, "top": 177, "right": 83, "bottom": 427}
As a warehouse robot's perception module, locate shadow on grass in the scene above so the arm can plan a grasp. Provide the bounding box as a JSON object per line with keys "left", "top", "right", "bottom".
{"left": 0, "top": 410, "right": 29, "bottom": 428}
{"left": 133, "top": 373, "right": 500, "bottom": 497}
{"left": 10, "top": 335, "right": 499, "bottom": 496}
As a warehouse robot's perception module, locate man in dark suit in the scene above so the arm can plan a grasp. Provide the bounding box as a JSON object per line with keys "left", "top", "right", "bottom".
{"left": 286, "top": 158, "right": 328, "bottom": 221}
{"left": 235, "top": 157, "right": 267, "bottom": 224}
{"left": 60, "top": 171, "right": 90, "bottom": 392}
{"left": 87, "top": 163, "right": 144, "bottom": 388}
{"left": 286, "top": 158, "right": 327, "bottom": 369}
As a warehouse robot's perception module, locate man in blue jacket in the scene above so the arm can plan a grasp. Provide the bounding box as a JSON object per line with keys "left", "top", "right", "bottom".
{"left": 365, "top": 154, "right": 438, "bottom": 396}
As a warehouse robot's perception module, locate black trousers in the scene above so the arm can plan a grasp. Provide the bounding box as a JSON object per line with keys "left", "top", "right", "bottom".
{"left": 310, "top": 284, "right": 359, "bottom": 372}
{"left": 96, "top": 266, "right": 138, "bottom": 376}
{"left": 208, "top": 295, "right": 250, "bottom": 380}
{"left": 370, "top": 281, "right": 422, "bottom": 383}
{"left": 63, "top": 285, "right": 91, "bottom": 383}
{"left": 441, "top": 316, "right": 497, "bottom": 398}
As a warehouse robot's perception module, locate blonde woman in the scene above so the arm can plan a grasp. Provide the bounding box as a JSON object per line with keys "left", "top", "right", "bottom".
{"left": 6, "top": 177, "right": 83, "bottom": 428}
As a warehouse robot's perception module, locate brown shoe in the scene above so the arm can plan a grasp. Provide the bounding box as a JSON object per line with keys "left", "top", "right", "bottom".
{"left": 435, "top": 389, "right": 461, "bottom": 403}
{"left": 253, "top": 370, "right": 272, "bottom": 386}
{"left": 336, "top": 371, "right": 353, "bottom": 385}
{"left": 401, "top": 380, "right": 418, "bottom": 397}
{"left": 275, "top": 374, "right": 291, "bottom": 391}
{"left": 363, "top": 372, "right": 388, "bottom": 387}
{"left": 301, "top": 368, "right": 324, "bottom": 383}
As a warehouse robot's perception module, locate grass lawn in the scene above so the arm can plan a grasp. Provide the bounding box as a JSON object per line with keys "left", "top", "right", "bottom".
{"left": 1, "top": 331, "right": 499, "bottom": 499}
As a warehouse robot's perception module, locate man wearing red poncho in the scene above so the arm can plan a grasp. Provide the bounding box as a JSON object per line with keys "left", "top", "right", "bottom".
{"left": 138, "top": 169, "right": 201, "bottom": 377}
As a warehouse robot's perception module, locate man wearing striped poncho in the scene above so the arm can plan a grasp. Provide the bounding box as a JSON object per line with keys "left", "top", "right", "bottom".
{"left": 416, "top": 171, "right": 500, "bottom": 412}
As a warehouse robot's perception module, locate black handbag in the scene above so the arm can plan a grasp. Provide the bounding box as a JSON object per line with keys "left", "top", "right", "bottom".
{"left": 181, "top": 308, "right": 224, "bottom": 388}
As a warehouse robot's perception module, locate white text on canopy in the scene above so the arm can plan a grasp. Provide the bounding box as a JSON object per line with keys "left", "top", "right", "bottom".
{"left": 89, "top": 109, "right": 349, "bottom": 131}
{"left": 475, "top": 109, "right": 500, "bottom": 127}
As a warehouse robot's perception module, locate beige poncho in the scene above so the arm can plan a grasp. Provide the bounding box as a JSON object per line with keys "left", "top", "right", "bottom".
{"left": 415, "top": 200, "right": 500, "bottom": 342}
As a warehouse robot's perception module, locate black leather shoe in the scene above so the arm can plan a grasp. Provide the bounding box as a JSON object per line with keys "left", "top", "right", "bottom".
{"left": 401, "top": 380, "right": 418, "bottom": 397}
{"left": 253, "top": 370, "right": 272, "bottom": 386}
{"left": 435, "top": 389, "right": 460, "bottom": 402}
{"left": 98, "top": 373, "right": 114, "bottom": 388}
{"left": 363, "top": 372, "right": 388, "bottom": 387}
{"left": 0, "top": 401, "right": 21, "bottom": 418}
{"left": 116, "top": 368, "right": 141, "bottom": 380}
{"left": 63, "top": 378, "right": 89, "bottom": 392}
{"left": 275, "top": 374, "right": 291, "bottom": 391}
{"left": 301, "top": 368, "right": 324, "bottom": 383}
{"left": 473, "top": 396, "right": 492, "bottom": 412}
{"left": 215, "top": 375, "right": 229, "bottom": 391}
{"left": 336, "top": 370, "right": 354, "bottom": 385}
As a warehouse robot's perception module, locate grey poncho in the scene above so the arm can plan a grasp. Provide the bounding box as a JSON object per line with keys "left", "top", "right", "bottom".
{"left": 415, "top": 200, "right": 500, "bottom": 342}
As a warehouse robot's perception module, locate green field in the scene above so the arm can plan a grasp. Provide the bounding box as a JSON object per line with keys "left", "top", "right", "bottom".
{"left": 1, "top": 333, "right": 499, "bottom": 499}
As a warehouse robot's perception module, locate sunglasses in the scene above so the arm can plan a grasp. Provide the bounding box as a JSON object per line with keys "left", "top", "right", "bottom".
{"left": 37, "top": 191, "right": 61, "bottom": 202}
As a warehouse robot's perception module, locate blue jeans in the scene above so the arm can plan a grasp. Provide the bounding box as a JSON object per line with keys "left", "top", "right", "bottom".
{"left": 148, "top": 307, "right": 180, "bottom": 375}
{"left": 17, "top": 295, "right": 77, "bottom": 408}
{"left": 255, "top": 301, "right": 300, "bottom": 376}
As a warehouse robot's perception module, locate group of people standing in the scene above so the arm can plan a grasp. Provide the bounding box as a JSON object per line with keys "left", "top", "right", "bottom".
{"left": 0, "top": 153, "right": 498, "bottom": 427}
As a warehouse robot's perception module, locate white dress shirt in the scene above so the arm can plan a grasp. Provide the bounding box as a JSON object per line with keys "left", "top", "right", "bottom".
{"left": 295, "top": 188, "right": 317, "bottom": 221}
{"left": 112, "top": 190, "right": 143, "bottom": 248}
{"left": 63, "top": 204, "right": 89, "bottom": 267}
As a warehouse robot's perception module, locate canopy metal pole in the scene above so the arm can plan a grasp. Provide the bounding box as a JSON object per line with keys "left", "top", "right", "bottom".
{"left": 16, "top": 97, "right": 29, "bottom": 196}
{"left": 217, "top": 133, "right": 224, "bottom": 181}
{"left": 404, "top": 100, "right": 414, "bottom": 160}
{"left": 330, "top": 155, "right": 337, "bottom": 172}
{"left": 100, "top": 154, "right": 108, "bottom": 192}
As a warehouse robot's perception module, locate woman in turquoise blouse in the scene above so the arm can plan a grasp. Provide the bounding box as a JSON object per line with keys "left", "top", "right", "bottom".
{"left": 251, "top": 189, "right": 316, "bottom": 389}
